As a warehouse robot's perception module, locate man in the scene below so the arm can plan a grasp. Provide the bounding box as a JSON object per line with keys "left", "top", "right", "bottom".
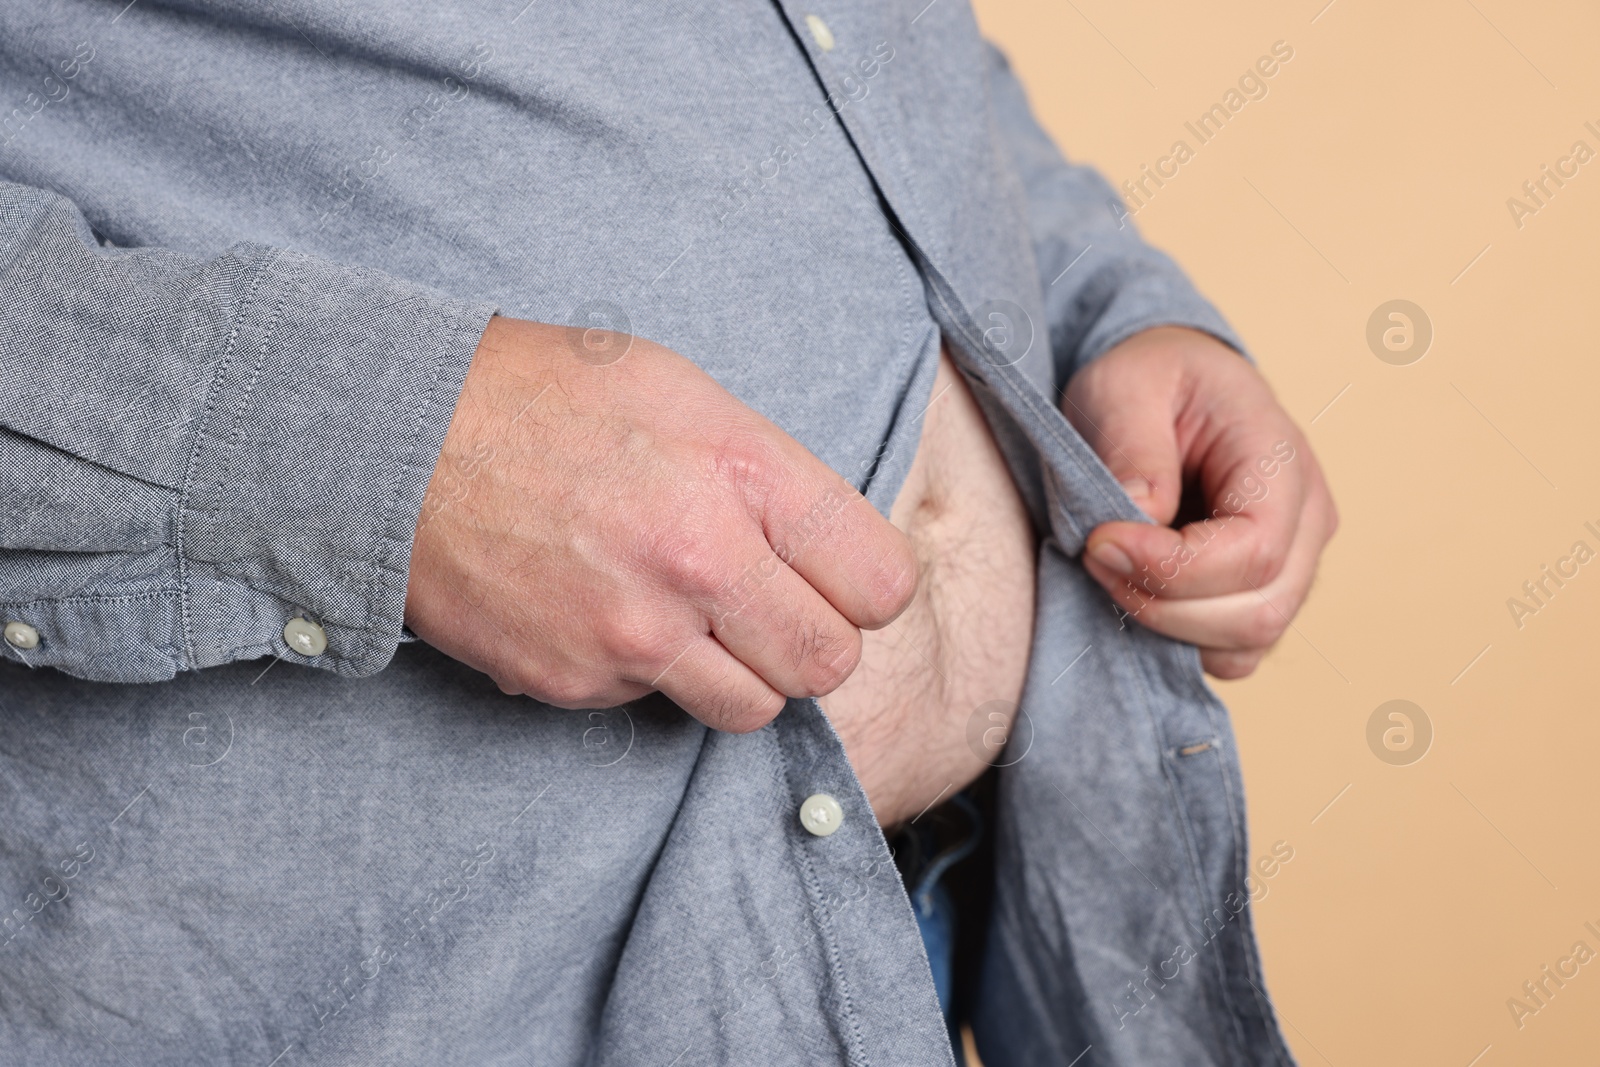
{"left": 0, "top": 2, "right": 1334, "bottom": 1064}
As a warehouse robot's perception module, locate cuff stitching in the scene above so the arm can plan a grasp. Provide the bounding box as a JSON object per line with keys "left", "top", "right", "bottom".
{"left": 0, "top": 588, "right": 178, "bottom": 609}
{"left": 209, "top": 256, "right": 294, "bottom": 524}
{"left": 172, "top": 246, "right": 285, "bottom": 675}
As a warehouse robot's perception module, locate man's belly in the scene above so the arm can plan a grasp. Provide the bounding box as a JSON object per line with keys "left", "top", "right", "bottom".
{"left": 820, "top": 345, "right": 1038, "bottom": 827}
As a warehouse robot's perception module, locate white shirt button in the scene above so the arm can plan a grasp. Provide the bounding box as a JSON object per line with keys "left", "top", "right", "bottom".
{"left": 283, "top": 617, "right": 328, "bottom": 657}
{"left": 799, "top": 793, "right": 844, "bottom": 837}
{"left": 4, "top": 621, "right": 40, "bottom": 651}
{"left": 804, "top": 14, "right": 835, "bottom": 52}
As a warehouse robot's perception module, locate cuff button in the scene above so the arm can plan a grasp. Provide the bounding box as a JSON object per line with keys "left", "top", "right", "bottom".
{"left": 4, "top": 621, "right": 40, "bottom": 651}
{"left": 283, "top": 617, "right": 328, "bottom": 657}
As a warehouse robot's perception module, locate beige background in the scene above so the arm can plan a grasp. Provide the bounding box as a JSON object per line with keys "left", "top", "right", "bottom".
{"left": 974, "top": 0, "right": 1600, "bottom": 1063}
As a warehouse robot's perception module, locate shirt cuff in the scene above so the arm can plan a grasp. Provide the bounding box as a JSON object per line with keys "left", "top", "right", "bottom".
{"left": 1063, "top": 258, "right": 1253, "bottom": 379}
{"left": 178, "top": 246, "right": 497, "bottom": 677}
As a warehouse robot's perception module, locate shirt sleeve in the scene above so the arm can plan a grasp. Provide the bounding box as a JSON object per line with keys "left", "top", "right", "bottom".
{"left": 0, "top": 180, "right": 497, "bottom": 683}
{"left": 981, "top": 41, "right": 1251, "bottom": 382}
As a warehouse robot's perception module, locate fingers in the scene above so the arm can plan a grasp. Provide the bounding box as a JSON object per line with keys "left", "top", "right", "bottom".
{"left": 752, "top": 460, "right": 918, "bottom": 632}
{"left": 1095, "top": 481, "right": 1334, "bottom": 653}
{"left": 705, "top": 546, "right": 864, "bottom": 699}
{"left": 421, "top": 322, "right": 911, "bottom": 735}
{"left": 1067, "top": 327, "right": 1308, "bottom": 601}
{"left": 1060, "top": 325, "right": 1341, "bottom": 681}
{"left": 1084, "top": 435, "right": 1308, "bottom": 600}
{"left": 499, "top": 675, "right": 656, "bottom": 707}
{"left": 1201, "top": 648, "right": 1264, "bottom": 680}
{"left": 1112, "top": 585, "right": 1296, "bottom": 652}
{"left": 1062, "top": 358, "right": 1184, "bottom": 524}
{"left": 646, "top": 635, "right": 788, "bottom": 733}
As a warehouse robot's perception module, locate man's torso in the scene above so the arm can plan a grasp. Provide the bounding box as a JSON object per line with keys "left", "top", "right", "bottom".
{"left": 0, "top": 4, "right": 1289, "bottom": 1064}
{"left": 823, "top": 347, "right": 1038, "bottom": 826}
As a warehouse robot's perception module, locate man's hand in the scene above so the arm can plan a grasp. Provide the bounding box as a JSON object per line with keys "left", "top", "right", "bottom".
{"left": 405, "top": 316, "right": 918, "bottom": 732}
{"left": 1062, "top": 327, "right": 1338, "bottom": 679}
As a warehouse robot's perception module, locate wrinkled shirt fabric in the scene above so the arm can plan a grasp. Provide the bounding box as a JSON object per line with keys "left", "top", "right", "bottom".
{"left": 0, "top": 2, "right": 1296, "bottom": 1064}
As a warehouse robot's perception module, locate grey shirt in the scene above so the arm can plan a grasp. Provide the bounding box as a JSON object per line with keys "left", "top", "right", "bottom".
{"left": 0, "top": 2, "right": 1295, "bottom": 1064}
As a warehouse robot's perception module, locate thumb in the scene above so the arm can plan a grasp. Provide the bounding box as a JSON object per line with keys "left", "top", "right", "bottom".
{"left": 1061, "top": 378, "right": 1183, "bottom": 525}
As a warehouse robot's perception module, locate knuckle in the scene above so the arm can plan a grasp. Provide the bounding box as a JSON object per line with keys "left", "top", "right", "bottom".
{"left": 485, "top": 659, "right": 529, "bottom": 697}
{"left": 605, "top": 616, "right": 675, "bottom": 670}
{"left": 1241, "top": 602, "right": 1288, "bottom": 648}
{"left": 701, "top": 685, "right": 784, "bottom": 734}
{"left": 660, "top": 538, "right": 731, "bottom": 600}
{"left": 860, "top": 541, "right": 919, "bottom": 626}
{"left": 792, "top": 622, "right": 861, "bottom": 695}
{"left": 531, "top": 671, "right": 593, "bottom": 708}
{"left": 707, "top": 432, "right": 780, "bottom": 506}
{"left": 756, "top": 687, "right": 788, "bottom": 724}
{"left": 1241, "top": 535, "right": 1288, "bottom": 588}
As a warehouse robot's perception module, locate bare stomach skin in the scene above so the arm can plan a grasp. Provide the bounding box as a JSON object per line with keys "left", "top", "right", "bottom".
{"left": 819, "top": 345, "right": 1038, "bottom": 828}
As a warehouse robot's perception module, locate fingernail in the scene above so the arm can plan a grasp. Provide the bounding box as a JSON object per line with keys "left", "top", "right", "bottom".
{"left": 1089, "top": 540, "right": 1135, "bottom": 576}
{"left": 1119, "top": 478, "right": 1152, "bottom": 503}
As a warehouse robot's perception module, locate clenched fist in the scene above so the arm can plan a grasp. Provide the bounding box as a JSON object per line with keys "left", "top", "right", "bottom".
{"left": 405, "top": 316, "right": 918, "bottom": 731}
{"left": 1063, "top": 326, "right": 1338, "bottom": 678}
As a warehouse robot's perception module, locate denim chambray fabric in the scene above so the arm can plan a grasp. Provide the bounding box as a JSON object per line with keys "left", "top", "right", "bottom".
{"left": 0, "top": 2, "right": 1296, "bottom": 1064}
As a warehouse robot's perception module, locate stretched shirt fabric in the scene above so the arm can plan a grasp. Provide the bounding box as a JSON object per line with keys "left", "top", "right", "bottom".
{"left": 0, "top": 2, "right": 1297, "bottom": 1064}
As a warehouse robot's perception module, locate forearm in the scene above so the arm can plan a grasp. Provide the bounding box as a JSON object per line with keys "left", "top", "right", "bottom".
{"left": 981, "top": 41, "right": 1249, "bottom": 385}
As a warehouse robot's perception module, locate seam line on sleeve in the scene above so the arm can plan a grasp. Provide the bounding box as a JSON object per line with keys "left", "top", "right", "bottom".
{"left": 172, "top": 246, "right": 285, "bottom": 675}
{"left": 0, "top": 588, "right": 178, "bottom": 608}
{"left": 210, "top": 259, "right": 293, "bottom": 523}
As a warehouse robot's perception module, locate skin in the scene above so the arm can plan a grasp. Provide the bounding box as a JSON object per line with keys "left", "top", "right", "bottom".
{"left": 407, "top": 316, "right": 1336, "bottom": 817}
{"left": 405, "top": 316, "right": 919, "bottom": 733}
{"left": 1062, "top": 326, "right": 1339, "bottom": 679}
{"left": 822, "top": 349, "right": 1037, "bottom": 827}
